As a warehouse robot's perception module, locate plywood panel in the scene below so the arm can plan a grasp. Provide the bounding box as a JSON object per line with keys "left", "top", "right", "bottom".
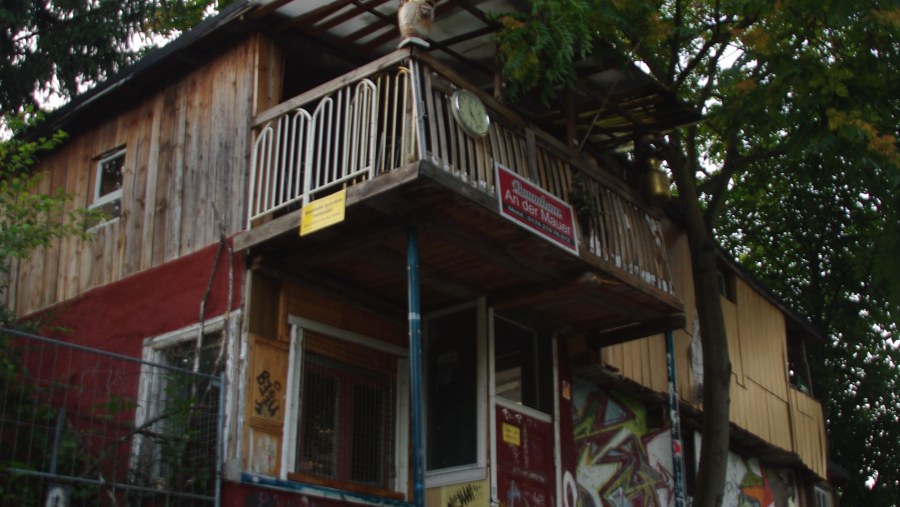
{"left": 244, "top": 333, "right": 289, "bottom": 477}
{"left": 279, "top": 283, "right": 406, "bottom": 347}
{"left": 790, "top": 389, "right": 827, "bottom": 479}
{"left": 736, "top": 280, "right": 789, "bottom": 401}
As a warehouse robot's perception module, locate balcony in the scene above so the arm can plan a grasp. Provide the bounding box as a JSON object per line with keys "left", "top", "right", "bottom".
{"left": 236, "top": 48, "right": 684, "bottom": 345}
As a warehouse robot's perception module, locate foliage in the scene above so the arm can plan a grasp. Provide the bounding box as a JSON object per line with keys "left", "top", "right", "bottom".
{"left": 0, "top": 334, "right": 101, "bottom": 506}
{"left": 497, "top": 0, "right": 899, "bottom": 505}
{"left": 0, "top": 0, "right": 217, "bottom": 112}
{"left": 494, "top": 0, "right": 596, "bottom": 102}
{"left": 718, "top": 146, "right": 900, "bottom": 503}
{"left": 0, "top": 111, "right": 100, "bottom": 327}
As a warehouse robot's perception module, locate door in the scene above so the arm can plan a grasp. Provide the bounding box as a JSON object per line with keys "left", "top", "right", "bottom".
{"left": 492, "top": 314, "right": 556, "bottom": 507}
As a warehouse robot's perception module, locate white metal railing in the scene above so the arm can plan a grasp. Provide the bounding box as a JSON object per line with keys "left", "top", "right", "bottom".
{"left": 247, "top": 52, "right": 672, "bottom": 295}
{"left": 248, "top": 66, "right": 416, "bottom": 226}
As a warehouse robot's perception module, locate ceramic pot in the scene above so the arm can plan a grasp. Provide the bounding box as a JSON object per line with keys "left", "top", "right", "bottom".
{"left": 398, "top": 0, "right": 434, "bottom": 45}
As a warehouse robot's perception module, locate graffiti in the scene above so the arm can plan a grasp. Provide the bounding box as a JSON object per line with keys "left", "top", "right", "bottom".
{"left": 506, "top": 480, "right": 525, "bottom": 507}
{"left": 572, "top": 382, "right": 674, "bottom": 507}
{"left": 447, "top": 483, "right": 481, "bottom": 507}
{"left": 562, "top": 471, "right": 578, "bottom": 507}
{"left": 254, "top": 370, "right": 282, "bottom": 418}
{"left": 697, "top": 432, "right": 798, "bottom": 507}
{"left": 244, "top": 491, "right": 344, "bottom": 507}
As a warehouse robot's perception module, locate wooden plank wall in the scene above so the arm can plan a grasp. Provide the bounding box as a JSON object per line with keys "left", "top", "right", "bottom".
{"left": 601, "top": 218, "right": 828, "bottom": 478}
{"left": 11, "top": 36, "right": 271, "bottom": 317}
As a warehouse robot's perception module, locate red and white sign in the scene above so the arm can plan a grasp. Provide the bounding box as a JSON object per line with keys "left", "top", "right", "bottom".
{"left": 495, "top": 162, "right": 578, "bottom": 255}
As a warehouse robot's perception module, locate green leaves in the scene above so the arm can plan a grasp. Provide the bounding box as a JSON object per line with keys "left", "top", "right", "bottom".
{"left": 0, "top": 111, "right": 99, "bottom": 326}
{"left": 0, "top": 0, "right": 217, "bottom": 112}
{"left": 494, "top": 0, "right": 597, "bottom": 102}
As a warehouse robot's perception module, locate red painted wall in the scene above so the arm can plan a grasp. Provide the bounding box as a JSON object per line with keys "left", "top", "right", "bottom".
{"left": 26, "top": 239, "right": 244, "bottom": 357}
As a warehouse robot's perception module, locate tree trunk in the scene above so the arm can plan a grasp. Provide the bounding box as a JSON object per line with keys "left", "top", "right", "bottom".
{"left": 669, "top": 130, "right": 732, "bottom": 507}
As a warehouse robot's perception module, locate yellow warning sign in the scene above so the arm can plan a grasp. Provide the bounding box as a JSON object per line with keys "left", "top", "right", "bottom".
{"left": 300, "top": 189, "right": 346, "bottom": 236}
{"left": 502, "top": 422, "right": 521, "bottom": 446}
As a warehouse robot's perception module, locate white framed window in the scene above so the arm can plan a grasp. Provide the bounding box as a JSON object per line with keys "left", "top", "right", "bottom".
{"left": 89, "top": 147, "right": 125, "bottom": 225}
{"left": 492, "top": 314, "right": 553, "bottom": 414}
{"left": 284, "top": 317, "right": 409, "bottom": 497}
{"left": 133, "top": 317, "right": 229, "bottom": 495}
{"left": 814, "top": 485, "right": 833, "bottom": 507}
{"left": 423, "top": 299, "right": 488, "bottom": 486}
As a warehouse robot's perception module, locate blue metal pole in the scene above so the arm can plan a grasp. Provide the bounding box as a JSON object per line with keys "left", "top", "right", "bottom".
{"left": 407, "top": 226, "right": 425, "bottom": 507}
{"left": 666, "top": 329, "right": 687, "bottom": 507}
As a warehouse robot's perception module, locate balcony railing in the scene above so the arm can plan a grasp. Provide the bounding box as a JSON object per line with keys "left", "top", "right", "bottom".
{"left": 248, "top": 49, "right": 673, "bottom": 294}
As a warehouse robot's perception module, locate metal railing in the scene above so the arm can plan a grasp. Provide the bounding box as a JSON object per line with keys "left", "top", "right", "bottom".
{"left": 0, "top": 328, "right": 222, "bottom": 506}
{"left": 248, "top": 57, "right": 417, "bottom": 225}
{"left": 248, "top": 50, "right": 673, "bottom": 294}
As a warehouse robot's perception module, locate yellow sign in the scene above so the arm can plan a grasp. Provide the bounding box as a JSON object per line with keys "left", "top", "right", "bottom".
{"left": 300, "top": 189, "right": 346, "bottom": 236}
{"left": 502, "top": 422, "right": 521, "bottom": 446}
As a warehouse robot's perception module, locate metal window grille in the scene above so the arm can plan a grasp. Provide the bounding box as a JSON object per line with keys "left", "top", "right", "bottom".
{"left": 0, "top": 328, "right": 222, "bottom": 507}
{"left": 295, "top": 346, "right": 396, "bottom": 491}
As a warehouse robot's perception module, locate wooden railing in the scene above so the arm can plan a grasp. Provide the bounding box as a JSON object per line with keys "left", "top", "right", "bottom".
{"left": 416, "top": 53, "right": 673, "bottom": 293}
{"left": 248, "top": 49, "right": 673, "bottom": 294}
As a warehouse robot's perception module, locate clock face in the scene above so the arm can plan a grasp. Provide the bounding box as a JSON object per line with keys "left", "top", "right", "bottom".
{"left": 451, "top": 89, "right": 490, "bottom": 137}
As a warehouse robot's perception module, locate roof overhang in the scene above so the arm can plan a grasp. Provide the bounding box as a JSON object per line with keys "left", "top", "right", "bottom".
{"left": 39, "top": 0, "right": 700, "bottom": 154}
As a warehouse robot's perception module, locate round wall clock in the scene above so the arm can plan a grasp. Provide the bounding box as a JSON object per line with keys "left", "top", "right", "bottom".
{"left": 450, "top": 89, "right": 490, "bottom": 138}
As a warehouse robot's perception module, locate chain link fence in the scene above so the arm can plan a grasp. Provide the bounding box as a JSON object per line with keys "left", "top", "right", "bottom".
{"left": 0, "top": 328, "right": 222, "bottom": 506}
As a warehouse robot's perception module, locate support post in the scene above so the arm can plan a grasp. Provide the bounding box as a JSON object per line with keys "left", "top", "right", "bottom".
{"left": 666, "top": 329, "right": 687, "bottom": 507}
{"left": 407, "top": 226, "right": 425, "bottom": 507}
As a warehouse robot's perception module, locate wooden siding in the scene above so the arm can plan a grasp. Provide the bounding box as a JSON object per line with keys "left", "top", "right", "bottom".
{"left": 11, "top": 36, "right": 269, "bottom": 317}
{"left": 601, "top": 218, "right": 828, "bottom": 478}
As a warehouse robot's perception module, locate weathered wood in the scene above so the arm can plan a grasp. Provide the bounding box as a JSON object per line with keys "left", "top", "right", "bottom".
{"left": 14, "top": 39, "right": 259, "bottom": 317}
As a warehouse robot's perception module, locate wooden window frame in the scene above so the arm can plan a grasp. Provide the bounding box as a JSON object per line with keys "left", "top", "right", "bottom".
{"left": 284, "top": 317, "right": 409, "bottom": 500}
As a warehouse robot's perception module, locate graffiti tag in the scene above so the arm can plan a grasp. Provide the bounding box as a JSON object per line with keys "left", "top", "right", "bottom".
{"left": 446, "top": 483, "right": 481, "bottom": 507}
{"left": 254, "top": 370, "right": 282, "bottom": 418}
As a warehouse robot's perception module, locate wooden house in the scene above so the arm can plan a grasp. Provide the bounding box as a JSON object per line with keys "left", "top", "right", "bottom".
{"left": 5, "top": 1, "right": 834, "bottom": 506}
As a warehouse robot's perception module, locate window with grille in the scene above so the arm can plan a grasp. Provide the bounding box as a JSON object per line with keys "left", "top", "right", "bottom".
{"left": 288, "top": 325, "right": 403, "bottom": 495}
{"left": 135, "top": 319, "right": 227, "bottom": 499}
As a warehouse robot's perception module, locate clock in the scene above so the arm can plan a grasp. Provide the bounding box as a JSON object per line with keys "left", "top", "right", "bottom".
{"left": 450, "top": 89, "right": 490, "bottom": 138}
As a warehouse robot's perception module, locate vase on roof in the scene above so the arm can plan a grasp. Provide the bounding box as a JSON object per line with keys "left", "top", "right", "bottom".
{"left": 398, "top": 0, "right": 435, "bottom": 48}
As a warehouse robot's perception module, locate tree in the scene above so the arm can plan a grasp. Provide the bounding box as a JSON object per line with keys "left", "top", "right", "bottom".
{"left": 0, "top": 0, "right": 218, "bottom": 113}
{"left": 496, "top": 1, "right": 899, "bottom": 505}
{"left": 0, "top": 111, "right": 99, "bottom": 327}
{"left": 717, "top": 140, "right": 900, "bottom": 503}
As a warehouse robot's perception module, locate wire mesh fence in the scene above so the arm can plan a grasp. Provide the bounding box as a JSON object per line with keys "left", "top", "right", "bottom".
{"left": 0, "top": 328, "right": 222, "bottom": 506}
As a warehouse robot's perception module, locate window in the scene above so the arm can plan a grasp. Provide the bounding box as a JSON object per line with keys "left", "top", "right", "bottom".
{"left": 134, "top": 318, "right": 228, "bottom": 499}
{"left": 90, "top": 147, "right": 125, "bottom": 225}
{"left": 425, "top": 305, "right": 479, "bottom": 471}
{"left": 286, "top": 320, "right": 406, "bottom": 496}
{"left": 717, "top": 268, "right": 736, "bottom": 302}
{"left": 814, "top": 485, "right": 833, "bottom": 507}
{"left": 494, "top": 315, "right": 552, "bottom": 413}
{"left": 787, "top": 333, "right": 813, "bottom": 394}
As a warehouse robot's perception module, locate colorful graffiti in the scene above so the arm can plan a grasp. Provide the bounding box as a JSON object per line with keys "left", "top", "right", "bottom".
{"left": 572, "top": 382, "right": 674, "bottom": 507}
{"left": 695, "top": 433, "right": 798, "bottom": 507}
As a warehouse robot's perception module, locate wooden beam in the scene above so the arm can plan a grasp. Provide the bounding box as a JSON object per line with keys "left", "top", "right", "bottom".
{"left": 273, "top": 0, "right": 354, "bottom": 32}
{"left": 585, "top": 313, "right": 686, "bottom": 348}
{"left": 254, "top": 259, "right": 406, "bottom": 321}
{"left": 234, "top": 161, "right": 422, "bottom": 251}
{"left": 248, "top": 0, "right": 308, "bottom": 20}
{"left": 306, "top": 0, "right": 392, "bottom": 37}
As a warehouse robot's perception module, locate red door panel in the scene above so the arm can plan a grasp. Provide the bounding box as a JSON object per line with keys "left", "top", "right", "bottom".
{"left": 496, "top": 404, "right": 555, "bottom": 507}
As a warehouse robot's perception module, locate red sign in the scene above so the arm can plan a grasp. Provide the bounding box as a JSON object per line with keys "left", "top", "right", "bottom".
{"left": 495, "top": 162, "right": 578, "bottom": 255}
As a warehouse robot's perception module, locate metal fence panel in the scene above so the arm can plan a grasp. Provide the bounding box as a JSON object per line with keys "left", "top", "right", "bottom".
{"left": 0, "top": 328, "right": 222, "bottom": 507}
